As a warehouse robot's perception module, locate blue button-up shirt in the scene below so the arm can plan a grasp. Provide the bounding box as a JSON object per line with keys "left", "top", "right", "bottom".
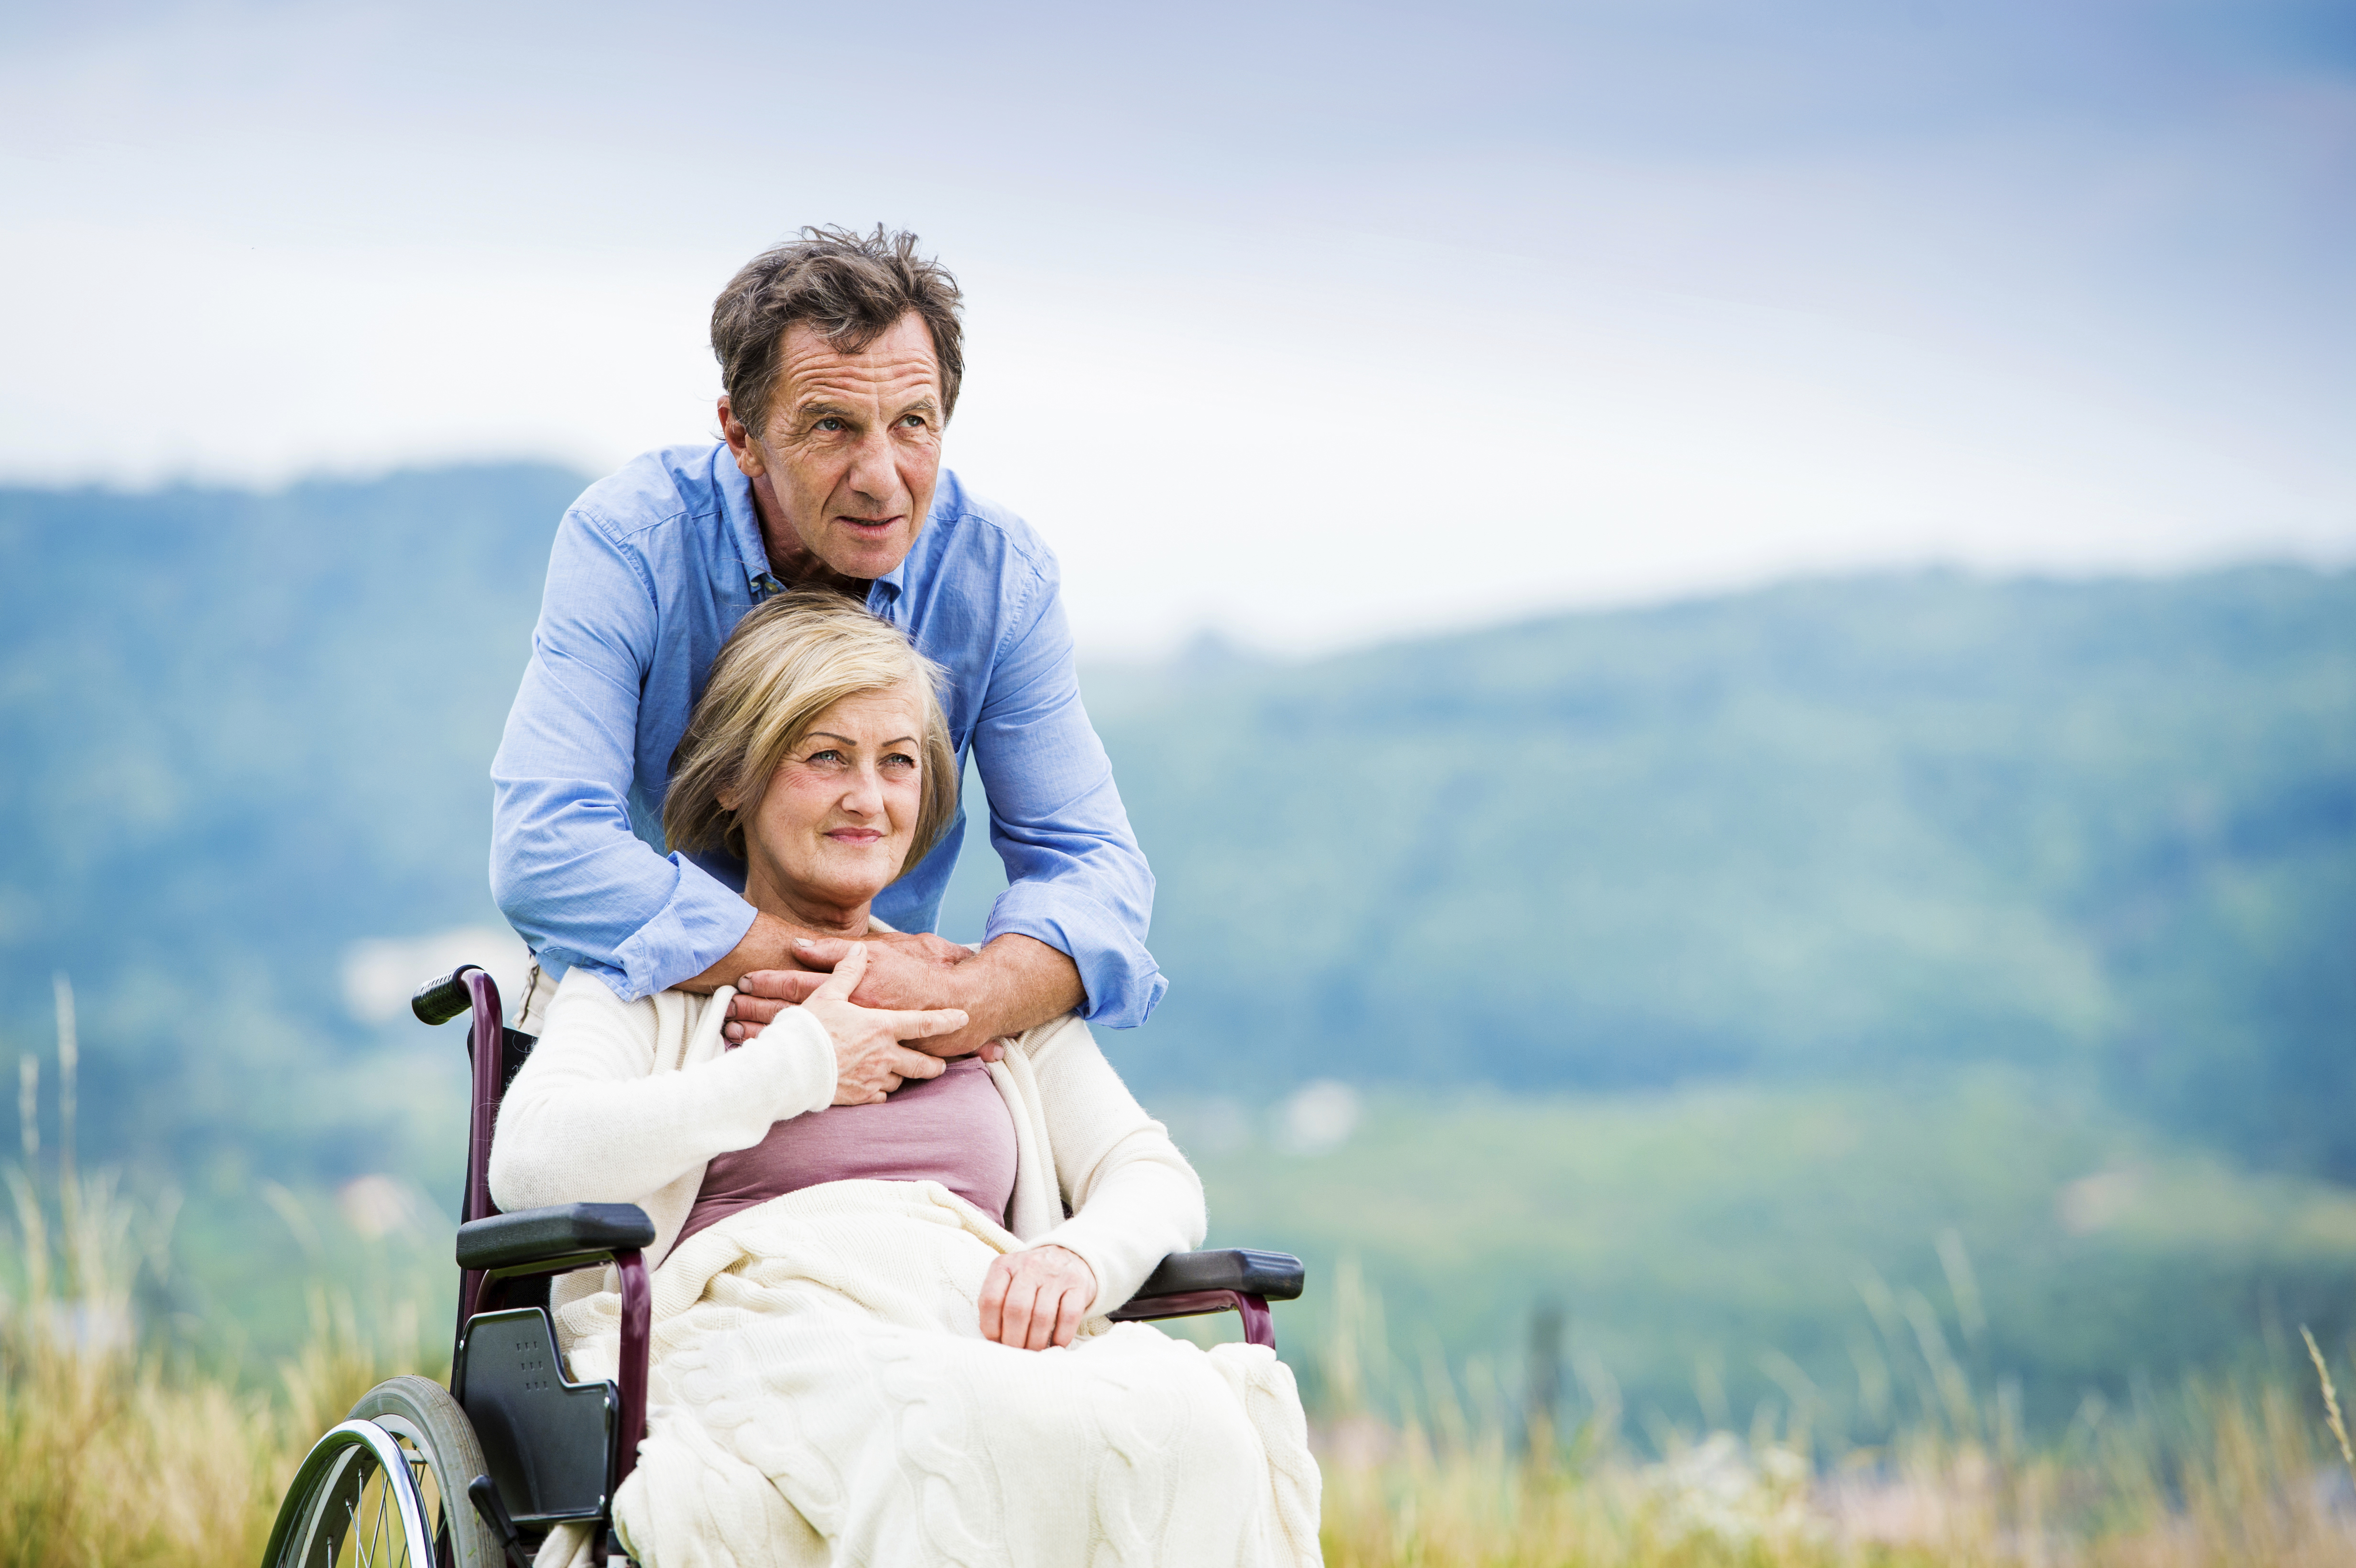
{"left": 489, "top": 443, "right": 1164, "bottom": 1027}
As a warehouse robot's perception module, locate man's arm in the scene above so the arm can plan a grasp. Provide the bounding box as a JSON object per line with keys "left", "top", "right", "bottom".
{"left": 965, "top": 561, "right": 1163, "bottom": 1026}
{"left": 679, "top": 909, "right": 814, "bottom": 991}
{"left": 490, "top": 510, "right": 760, "bottom": 999}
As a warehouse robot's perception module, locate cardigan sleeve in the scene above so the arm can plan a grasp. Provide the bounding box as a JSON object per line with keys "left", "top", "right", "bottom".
{"left": 1014, "top": 1014, "right": 1207, "bottom": 1316}
{"left": 487, "top": 969, "right": 836, "bottom": 1213}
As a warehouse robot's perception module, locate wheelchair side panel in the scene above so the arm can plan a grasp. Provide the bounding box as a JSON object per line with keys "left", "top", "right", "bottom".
{"left": 454, "top": 1307, "right": 617, "bottom": 1528}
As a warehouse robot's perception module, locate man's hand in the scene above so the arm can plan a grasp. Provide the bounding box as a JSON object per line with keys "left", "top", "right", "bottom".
{"left": 726, "top": 932, "right": 1005, "bottom": 1060}
{"left": 801, "top": 944, "right": 969, "bottom": 1104}
{"left": 728, "top": 931, "right": 1082, "bottom": 1060}
{"left": 979, "top": 1244, "right": 1096, "bottom": 1350}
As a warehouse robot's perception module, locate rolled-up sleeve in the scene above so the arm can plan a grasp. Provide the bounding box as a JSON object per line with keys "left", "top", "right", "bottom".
{"left": 971, "top": 564, "right": 1166, "bottom": 1028}
{"left": 490, "top": 512, "right": 756, "bottom": 1000}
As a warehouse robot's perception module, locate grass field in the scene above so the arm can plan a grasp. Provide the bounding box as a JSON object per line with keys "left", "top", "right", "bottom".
{"left": 3, "top": 1212, "right": 2348, "bottom": 1567}
{"left": 1178, "top": 1071, "right": 2356, "bottom": 1438}
{"left": 12, "top": 1057, "right": 2356, "bottom": 1561}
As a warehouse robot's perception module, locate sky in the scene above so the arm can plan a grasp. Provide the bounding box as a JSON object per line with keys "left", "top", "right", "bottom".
{"left": 3, "top": 0, "right": 2352, "bottom": 653}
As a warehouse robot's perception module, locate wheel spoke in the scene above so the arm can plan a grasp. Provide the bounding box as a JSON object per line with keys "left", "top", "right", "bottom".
{"left": 366, "top": 1461, "right": 388, "bottom": 1567}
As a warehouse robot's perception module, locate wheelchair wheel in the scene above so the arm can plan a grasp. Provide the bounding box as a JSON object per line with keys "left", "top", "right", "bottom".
{"left": 262, "top": 1373, "right": 504, "bottom": 1567}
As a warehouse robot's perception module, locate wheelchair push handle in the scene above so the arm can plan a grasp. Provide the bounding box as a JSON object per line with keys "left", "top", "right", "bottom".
{"left": 412, "top": 965, "right": 484, "bottom": 1026}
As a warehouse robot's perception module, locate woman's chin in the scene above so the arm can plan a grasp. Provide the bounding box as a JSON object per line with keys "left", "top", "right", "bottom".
{"left": 794, "top": 856, "right": 897, "bottom": 909}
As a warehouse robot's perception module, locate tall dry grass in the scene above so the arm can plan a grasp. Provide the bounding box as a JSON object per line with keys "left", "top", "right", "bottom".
{"left": 1309, "top": 1260, "right": 2354, "bottom": 1567}
{"left": 1315, "top": 1379, "right": 2347, "bottom": 1566}
{"left": 4, "top": 1194, "right": 2350, "bottom": 1568}
{"left": 1, "top": 981, "right": 419, "bottom": 1568}
{"left": 0, "top": 1185, "right": 295, "bottom": 1568}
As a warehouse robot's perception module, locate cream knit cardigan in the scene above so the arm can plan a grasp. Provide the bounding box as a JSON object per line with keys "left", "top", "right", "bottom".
{"left": 487, "top": 965, "right": 1207, "bottom": 1322}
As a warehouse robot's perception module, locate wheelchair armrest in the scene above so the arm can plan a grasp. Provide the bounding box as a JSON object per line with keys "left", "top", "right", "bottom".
{"left": 455, "top": 1203, "right": 656, "bottom": 1274}
{"left": 1129, "top": 1248, "right": 1304, "bottom": 1304}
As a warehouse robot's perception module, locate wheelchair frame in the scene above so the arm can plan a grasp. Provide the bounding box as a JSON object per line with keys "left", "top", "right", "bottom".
{"left": 261, "top": 962, "right": 1306, "bottom": 1567}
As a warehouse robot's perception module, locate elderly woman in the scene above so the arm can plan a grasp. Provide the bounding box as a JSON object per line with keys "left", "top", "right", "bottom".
{"left": 490, "top": 590, "right": 1320, "bottom": 1568}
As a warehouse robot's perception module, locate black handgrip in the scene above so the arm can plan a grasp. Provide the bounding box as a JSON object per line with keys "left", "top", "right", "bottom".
{"left": 411, "top": 966, "right": 482, "bottom": 1026}
{"left": 468, "top": 1474, "right": 531, "bottom": 1568}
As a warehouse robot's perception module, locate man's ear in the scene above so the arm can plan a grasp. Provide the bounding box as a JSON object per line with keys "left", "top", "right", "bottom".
{"left": 718, "top": 395, "right": 767, "bottom": 479}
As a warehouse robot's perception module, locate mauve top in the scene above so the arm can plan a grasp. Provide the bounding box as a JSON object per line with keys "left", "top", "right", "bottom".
{"left": 676, "top": 1056, "right": 1019, "bottom": 1248}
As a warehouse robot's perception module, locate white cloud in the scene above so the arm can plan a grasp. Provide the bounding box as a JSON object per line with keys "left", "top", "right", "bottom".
{"left": 1279, "top": 1080, "right": 1361, "bottom": 1156}
{"left": 337, "top": 1173, "right": 431, "bottom": 1241}
{"left": 340, "top": 926, "right": 531, "bottom": 1027}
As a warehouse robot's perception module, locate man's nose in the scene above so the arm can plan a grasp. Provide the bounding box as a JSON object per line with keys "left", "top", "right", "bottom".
{"left": 843, "top": 426, "right": 900, "bottom": 504}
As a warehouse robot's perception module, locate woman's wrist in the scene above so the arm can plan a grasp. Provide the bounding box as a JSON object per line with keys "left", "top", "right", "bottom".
{"left": 737, "top": 1004, "right": 836, "bottom": 1118}
{"left": 1020, "top": 1241, "right": 1102, "bottom": 1313}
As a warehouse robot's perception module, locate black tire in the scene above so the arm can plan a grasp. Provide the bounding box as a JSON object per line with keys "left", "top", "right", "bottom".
{"left": 262, "top": 1374, "right": 503, "bottom": 1567}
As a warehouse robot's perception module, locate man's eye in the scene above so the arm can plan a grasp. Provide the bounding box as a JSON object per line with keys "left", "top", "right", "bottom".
{"left": 899, "top": 414, "right": 926, "bottom": 428}
{"left": 815, "top": 417, "right": 846, "bottom": 432}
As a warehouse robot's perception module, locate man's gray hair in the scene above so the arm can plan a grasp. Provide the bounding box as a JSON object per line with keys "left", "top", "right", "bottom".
{"left": 711, "top": 225, "right": 966, "bottom": 439}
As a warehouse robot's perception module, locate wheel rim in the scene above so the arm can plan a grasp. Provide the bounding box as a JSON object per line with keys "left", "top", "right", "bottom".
{"left": 265, "top": 1419, "right": 442, "bottom": 1567}
{"left": 368, "top": 1413, "right": 462, "bottom": 1565}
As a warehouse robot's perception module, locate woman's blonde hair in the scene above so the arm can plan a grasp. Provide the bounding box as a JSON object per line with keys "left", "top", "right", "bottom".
{"left": 664, "top": 588, "right": 958, "bottom": 874}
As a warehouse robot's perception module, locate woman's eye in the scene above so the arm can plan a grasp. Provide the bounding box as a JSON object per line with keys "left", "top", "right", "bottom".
{"left": 808, "top": 749, "right": 844, "bottom": 764}
{"left": 883, "top": 752, "right": 917, "bottom": 772}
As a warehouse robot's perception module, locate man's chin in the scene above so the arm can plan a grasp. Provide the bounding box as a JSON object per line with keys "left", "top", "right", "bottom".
{"left": 821, "top": 529, "right": 915, "bottom": 580}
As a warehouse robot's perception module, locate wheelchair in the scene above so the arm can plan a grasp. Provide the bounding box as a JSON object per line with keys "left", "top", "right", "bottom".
{"left": 262, "top": 963, "right": 1305, "bottom": 1567}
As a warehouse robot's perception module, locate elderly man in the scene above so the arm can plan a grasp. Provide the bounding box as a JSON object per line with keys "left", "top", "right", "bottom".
{"left": 491, "top": 226, "right": 1159, "bottom": 1052}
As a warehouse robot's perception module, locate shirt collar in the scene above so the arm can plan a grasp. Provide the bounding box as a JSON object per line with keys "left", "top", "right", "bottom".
{"left": 716, "top": 451, "right": 775, "bottom": 598}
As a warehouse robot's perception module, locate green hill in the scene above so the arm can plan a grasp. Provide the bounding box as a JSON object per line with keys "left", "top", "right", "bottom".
{"left": 0, "top": 466, "right": 578, "bottom": 1173}
{"left": 1052, "top": 570, "right": 2356, "bottom": 1179}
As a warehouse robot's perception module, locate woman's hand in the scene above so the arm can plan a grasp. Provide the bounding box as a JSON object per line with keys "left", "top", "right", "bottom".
{"left": 730, "top": 970, "right": 1010, "bottom": 1065}
{"left": 979, "top": 1245, "right": 1097, "bottom": 1350}
{"left": 801, "top": 943, "right": 969, "bottom": 1105}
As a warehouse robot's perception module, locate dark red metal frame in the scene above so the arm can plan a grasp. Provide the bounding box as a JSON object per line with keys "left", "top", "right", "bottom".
{"left": 449, "top": 968, "right": 654, "bottom": 1490}
{"left": 1110, "top": 1289, "right": 1275, "bottom": 1348}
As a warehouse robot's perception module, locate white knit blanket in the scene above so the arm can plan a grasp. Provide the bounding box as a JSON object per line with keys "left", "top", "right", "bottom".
{"left": 537, "top": 1181, "right": 1322, "bottom": 1567}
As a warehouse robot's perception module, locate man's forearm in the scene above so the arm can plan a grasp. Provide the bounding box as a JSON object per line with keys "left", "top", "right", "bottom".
{"left": 947, "top": 933, "right": 1084, "bottom": 1044}
{"left": 679, "top": 909, "right": 814, "bottom": 994}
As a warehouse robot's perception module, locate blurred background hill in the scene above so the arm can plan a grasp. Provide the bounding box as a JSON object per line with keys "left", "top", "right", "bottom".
{"left": 4, "top": 467, "right": 2350, "bottom": 1437}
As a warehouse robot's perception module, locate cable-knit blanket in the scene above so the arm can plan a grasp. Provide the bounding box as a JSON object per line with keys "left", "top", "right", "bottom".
{"left": 537, "top": 1180, "right": 1322, "bottom": 1567}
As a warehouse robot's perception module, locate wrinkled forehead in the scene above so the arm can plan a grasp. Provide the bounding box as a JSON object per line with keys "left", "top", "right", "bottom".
{"left": 775, "top": 316, "right": 940, "bottom": 411}
{"left": 794, "top": 679, "right": 930, "bottom": 742}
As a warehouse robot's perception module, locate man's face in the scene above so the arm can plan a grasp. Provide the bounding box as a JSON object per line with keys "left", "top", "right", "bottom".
{"left": 722, "top": 312, "right": 945, "bottom": 581}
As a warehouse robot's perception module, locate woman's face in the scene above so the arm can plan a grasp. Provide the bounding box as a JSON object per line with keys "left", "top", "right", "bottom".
{"left": 736, "top": 683, "right": 927, "bottom": 912}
